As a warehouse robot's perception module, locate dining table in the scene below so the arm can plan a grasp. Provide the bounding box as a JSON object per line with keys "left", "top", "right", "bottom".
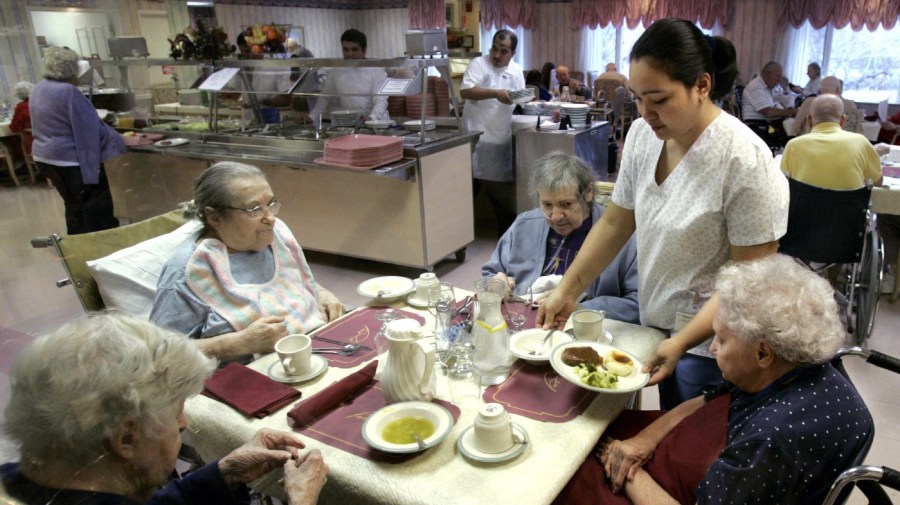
{"left": 183, "top": 292, "right": 666, "bottom": 505}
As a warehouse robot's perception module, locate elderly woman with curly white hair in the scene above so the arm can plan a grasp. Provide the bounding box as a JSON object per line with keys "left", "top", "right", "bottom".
{"left": 30, "top": 46, "right": 125, "bottom": 234}
{"left": 1, "top": 313, "right": 328, "bottom": 505}
{"left": 556, "top": 254, "right": 873, "bottom": 505}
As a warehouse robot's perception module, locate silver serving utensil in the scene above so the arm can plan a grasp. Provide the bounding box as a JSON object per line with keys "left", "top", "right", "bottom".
{"left": 529, "top": 329, "right": 555, "bottom": 356}
{"left": 413, "top": 434, "right": 427, "bottom": 450}
{"left": 377, "top": 289, "right": 390, "bottom": 297}
{"left": 312, "top": 343, "right": 361, "bottom": 355}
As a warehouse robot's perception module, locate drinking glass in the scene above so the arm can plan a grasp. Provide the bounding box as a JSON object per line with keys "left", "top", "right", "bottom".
{"left": 428, "top": 282, "right": 456, "bottom": 361}
{"left": 374, "top": 308, "right": 401, "bottom": 355}
{"left": 447, "top": 324, "right": 481, "bottom": 408}
{"left": 504, "top": 287, "right": 532, "bottom": 334}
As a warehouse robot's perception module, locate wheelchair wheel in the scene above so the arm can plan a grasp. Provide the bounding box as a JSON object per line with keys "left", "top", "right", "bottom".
{"left": 851, "top": 228, "right": 883, "bottom": 343}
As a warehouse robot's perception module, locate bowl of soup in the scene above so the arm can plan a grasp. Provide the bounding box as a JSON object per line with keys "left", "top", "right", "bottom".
{"left": 361, "top": 401, "right": 454, "bottom": 453}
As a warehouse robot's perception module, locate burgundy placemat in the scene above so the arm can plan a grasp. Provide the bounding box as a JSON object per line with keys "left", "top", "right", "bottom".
{"left": 311, "top": 307, "right": 425, "bottom": 368}
{"left": 883, "top": 164, "right": 900, "bottom": 178}
{"left": 483, "top": 360, "right": 597, "bottom": 422}
{"left": 292, "top": 381, "right": 461, "bottom": 463}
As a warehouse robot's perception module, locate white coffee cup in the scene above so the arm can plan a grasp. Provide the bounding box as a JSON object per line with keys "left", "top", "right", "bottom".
{"left": 414, "top": 272, "right": 439, "bottom": 301}
{"left": 275, "top": 334, "right": 312, "bottom": 376}
{"left": 572, "top": 309, "right": 605, "bottom": 341}
{"left": 473, "top": 403, "right": 515, "bottom": 453}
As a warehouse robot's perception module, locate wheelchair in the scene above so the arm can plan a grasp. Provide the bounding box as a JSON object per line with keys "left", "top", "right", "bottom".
{"left": 779, "top": 177, "right": 883, "bottom": 343}
{"left": 823, "top": 347, "right": 900, "bottom": 504}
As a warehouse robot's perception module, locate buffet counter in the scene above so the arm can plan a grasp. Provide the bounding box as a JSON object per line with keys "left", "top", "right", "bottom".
{"left": 106, "top": 127, "right": 480, "bottom": 270}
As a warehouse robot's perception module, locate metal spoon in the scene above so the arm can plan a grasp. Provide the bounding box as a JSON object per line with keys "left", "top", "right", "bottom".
{"left": 312, "top": 343, "right": 361, "bottom": 355}
{"left": 529, "top": 329, "right": 556, "bottom": 356}
{"left": 413, "top": 434, "right": 427, "bottom": 450}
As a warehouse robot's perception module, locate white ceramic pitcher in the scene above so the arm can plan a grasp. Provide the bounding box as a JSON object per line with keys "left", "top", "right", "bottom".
{"left": 381, "top": 319, "right": 436, "bottom": 404}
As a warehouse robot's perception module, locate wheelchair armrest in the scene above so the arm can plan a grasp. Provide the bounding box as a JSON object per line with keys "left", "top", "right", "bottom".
{"left": 867, "top": 350, "right": 900, "bottom": 375}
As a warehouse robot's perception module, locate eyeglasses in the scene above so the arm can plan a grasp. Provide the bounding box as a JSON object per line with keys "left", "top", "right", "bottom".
{"left": 224, "top": 199, "right": 281, "bottom": 219}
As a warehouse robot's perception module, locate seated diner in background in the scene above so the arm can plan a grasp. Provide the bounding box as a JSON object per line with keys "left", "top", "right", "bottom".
{"left": 556, "top": 254, "right": 873, "bottom": 505}
{"left": 1, "top": 312, "right": 328, "bottom": 505}
{"left": 555, "top": 65, "right": 592, "bottom": 100}
{"left": 782, "top": 94, "right": 882, "bottom": 189}
{"left": 482, "top": 152, "right": 640, "bottom": 324}
{"left": 791, "top": 76, "right": 863, "bottom": 136}
{"left": 878, "top": 110, "right": 900, "bottom": 145}
{"left": 150, "top": 161, "right": 344, "bottom": 361}
{"left": 525, "top": 69, "right": 552, "bottom": 101}
{"left": 742, "top": 61, "right": 796, "bottom": 147}
{"left": 789, "top": 62, "right": 822, "bottom": 96}
{"left": 8, "top": 81, "right": 34, "bottom": 154}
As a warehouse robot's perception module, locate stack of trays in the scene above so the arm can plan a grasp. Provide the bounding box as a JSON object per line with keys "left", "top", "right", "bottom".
{"left": 429, "top": 77, "right": 452, "bottom": 116}
{"left": 331, "top": 110, "right": 362, "bottom": 127}
{"left": 387, "top": 96, "right": 407, "bottom": 118}
{"left": 510, "top": 88, "right": 536, "bottom": 104}
{"left": 560, "top": 103, "right": 590, "bottom": 127}
{"left": 405, "top": 94, "right": 436, "bottom": 118}
{"left": 403, "top": 119, "right": 436, "bottom": 132}
{"left": 315, "top": 134, "right": 403, "bottom": 170}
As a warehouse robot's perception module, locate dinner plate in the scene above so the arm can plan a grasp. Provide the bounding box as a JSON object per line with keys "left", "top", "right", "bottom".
{"left": 154, "top": 138, "right": 189, "bottom": 147}
{"left": 357, "top": 276, "right": 415, "bottom": 301}
{"left": 365, "top": 119, "right": 396, "bottom": 129}
{"left": 512, "top": 94, "right": 535, "bottom": 104}
{"left": 509, "top": 328, "right": 574, "bottom": 365}
{"left": 457, "top": 423, "right": 529, "bottom": 463}
{"left": 361, "top": 401, "right": 454, "bottom": 453}
{"left": 549, "top": 341, "right": 648, "bottom": 393}
{"left": 406, "top": 293, "right": 430, "bottom": 308}
{"left": 266, "top": 355, "right": 328, "bottom": 384}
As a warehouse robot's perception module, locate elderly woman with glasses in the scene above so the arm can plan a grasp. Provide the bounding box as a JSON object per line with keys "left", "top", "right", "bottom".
{"left": 1, "top": 313, "right": 328, "bottom": 505}
{"left": 482, "top": 152, "right": 639, "bottom": 324}
{"left": 150, "top": 161, "right": 344, "bottom": 361}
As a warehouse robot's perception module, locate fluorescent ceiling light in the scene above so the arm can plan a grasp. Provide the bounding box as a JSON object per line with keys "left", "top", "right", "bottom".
{"left": 187, "top": 1, "right": 214, "bottom": 6}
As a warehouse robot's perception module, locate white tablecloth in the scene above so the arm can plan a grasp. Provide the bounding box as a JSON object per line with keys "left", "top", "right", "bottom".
{"left": 184, "top": 298, "right": 666, "bottom": 505}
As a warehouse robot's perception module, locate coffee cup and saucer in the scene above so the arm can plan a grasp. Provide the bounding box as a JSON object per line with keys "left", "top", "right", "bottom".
{"left": 407, "top": 273, "right": 439, "bottom": 308}
{"left": 456, "top": 403, "right": 529, "bottom": 463}
{"left": 267, "top": 334, "right": 329, "bottom": 384}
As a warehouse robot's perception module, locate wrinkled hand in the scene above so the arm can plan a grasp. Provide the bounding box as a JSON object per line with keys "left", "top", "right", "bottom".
{"left": 283, "top": 449, "right": 329, "bottom": 505}
{"left": 219, "top": 429, "right": 307, "bottom": 490}
{"left": 535, "top": 289, "right": 577, "bottom": 329}
{"left": 597, "top": 435, "right": 656, "bottom": 494}
{"left": 875, "top": 143, "right": 891, "bottom": 157}
{"left": 317, "top": 289, "right": 344, "bottom": 322}
{"left": 242, "top": 316, "right": 288, "bottom": 354}
{"left": 493, "top": 272, "right": 516, "bottom": 297}
{"left": 642, "top": 338, "right": 686, "bottom": 386}
{"left": 496, "top": 89, "right": 513, "bottom": 105}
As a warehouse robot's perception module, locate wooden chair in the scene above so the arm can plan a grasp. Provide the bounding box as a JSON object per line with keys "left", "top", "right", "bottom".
{"left": 19, "top": 130, "right": 35, "bottom": 183}
{"left": 0, "top": 140, "right": 19, "bottom": 186}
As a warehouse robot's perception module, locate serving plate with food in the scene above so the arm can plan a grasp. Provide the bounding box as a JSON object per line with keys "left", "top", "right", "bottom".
{"left": 549, "top": 341, "right": 649, "bottom": 393}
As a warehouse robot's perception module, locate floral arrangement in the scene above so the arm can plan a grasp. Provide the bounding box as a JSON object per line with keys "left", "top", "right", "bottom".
{"left": 168, "top": 20, "right": 235, "bottom": 60}
{"left": 238, "top": 24, "right": 290, "bottom": 55}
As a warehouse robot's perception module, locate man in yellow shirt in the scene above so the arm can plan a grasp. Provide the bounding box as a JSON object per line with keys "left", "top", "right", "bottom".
{"left": 782, "top": 94, "right": 882, "bottom": 190}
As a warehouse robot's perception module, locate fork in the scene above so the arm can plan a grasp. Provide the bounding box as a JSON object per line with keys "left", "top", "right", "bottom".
{"left": 529, "top": 329, "right": 555, "bottom": 356}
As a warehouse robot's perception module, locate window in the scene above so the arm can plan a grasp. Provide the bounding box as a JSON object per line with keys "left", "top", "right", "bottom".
{"left": 787, "top": 20, "right": 900, "bottom": 103}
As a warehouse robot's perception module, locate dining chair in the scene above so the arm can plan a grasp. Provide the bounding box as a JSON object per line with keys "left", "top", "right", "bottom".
{"left": 0, "top": 140, "right": 21, "bottom": 186}
{"left": 18, "top": 130, "right": 35, "bottom": 183}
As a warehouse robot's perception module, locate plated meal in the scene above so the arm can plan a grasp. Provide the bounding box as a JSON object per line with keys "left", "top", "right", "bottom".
{"left": 153, "top": 138, "right": 189, "bottom": 147}
{"left": 549, "top": 342, "right": 649, "bottom": 393}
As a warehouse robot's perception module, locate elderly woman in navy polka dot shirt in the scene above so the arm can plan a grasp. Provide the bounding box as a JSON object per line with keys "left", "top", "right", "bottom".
{"left": 598, "top": 254, "right": 873, "bottom": 505}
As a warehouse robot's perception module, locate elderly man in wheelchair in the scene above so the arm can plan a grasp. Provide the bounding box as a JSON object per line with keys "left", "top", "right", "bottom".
{"left": 556, "top": 254, "right": 873, "bottom": 505}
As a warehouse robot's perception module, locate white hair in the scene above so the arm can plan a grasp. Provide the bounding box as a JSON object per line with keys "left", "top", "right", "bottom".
{"left": 715, "top": 254, "right": 844, "bottom": 365}
{"left": 14, "top": 82, "right": 34, "bottom": 101}
{"left": 41, "top": 46, "right": 81, "bottom": 81}
{"left": 3, "top": 312, "right": 217, "bottom": 466}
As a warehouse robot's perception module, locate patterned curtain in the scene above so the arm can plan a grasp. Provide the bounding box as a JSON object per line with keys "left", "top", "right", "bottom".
{"left": 211, "top": 0, "right": 408, "bottom": 8}
{"left": 408, "top": 0, "right": 443, "bottom": 28}
{"left": 481, "top": 0, "right": 537, "bottom": 30}
{"left": 571, "top": 0, "right": 730, "bottom": 30}
{"left": 779, "top": 0, "right": 900, "bottom": 30}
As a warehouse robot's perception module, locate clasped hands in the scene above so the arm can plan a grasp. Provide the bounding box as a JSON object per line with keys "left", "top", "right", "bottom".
{"left": 596, "top": 433, "right": 656, "bottom": 494}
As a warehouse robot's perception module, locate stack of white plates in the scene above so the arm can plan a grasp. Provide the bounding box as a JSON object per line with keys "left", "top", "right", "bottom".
{"left": 331, "top": 110, "right": 362, "bottom": 127}
{"left": 403, "top": 119, "right": 436, "bottom": 131}
{"left": 509, "top": 88, "right": 535, "bottom": 104}
{"left": 560, "top": 103, "right": 590, "bottom": 127}
{"left": 522, "top": 102, "right": 543, "bottom": 116}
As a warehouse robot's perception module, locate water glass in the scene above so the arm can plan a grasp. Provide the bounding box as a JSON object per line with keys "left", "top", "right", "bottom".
{"left": 374, "top": 308, "right": 401, "bottom": 355}
{"left": 447, "top": 326, "right": 481, "bottom": 408}
{"left": 428, "top": 282, "right": 456, "bottom": 360}
{"left": 504, "top": 287, "right": 532, "bottom": 333}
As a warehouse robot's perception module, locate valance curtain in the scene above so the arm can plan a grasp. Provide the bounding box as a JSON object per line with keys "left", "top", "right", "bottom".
{"left": 408, "top": 0, "right": 444, "bottom": 28}
{"left": 481, "top": 0, "right": 537, "bottom": 30}
{"left": 570, "top": 0, "right": 729, "bottom": 30}
{"left": 779, "top": 0, "right": 900, "bottom": 30}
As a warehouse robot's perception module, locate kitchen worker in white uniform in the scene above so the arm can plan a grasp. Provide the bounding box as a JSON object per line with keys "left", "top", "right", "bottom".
{"left": 309, "top": 28, "right": 388, "bottom": 121}
{"left": 461, "top": 29, "right": 526, "bottom": 235}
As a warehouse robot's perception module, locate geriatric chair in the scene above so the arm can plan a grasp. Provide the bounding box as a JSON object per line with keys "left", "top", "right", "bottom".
{"left": 30, "top": 208, "right": 189, "bottom": 312}
{"left": 823, "top": 347, "right": 900, "bottom": 505}
{"left": 779, "top": 177, "right": 882, "bottom": 343}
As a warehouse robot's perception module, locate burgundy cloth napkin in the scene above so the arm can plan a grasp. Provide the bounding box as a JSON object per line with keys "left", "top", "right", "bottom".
{"left": 310, "top": 307, "right": 425, "bottom": 368}
{"left": 483, "top": 359, "right": 596, "bottom": 422}
{"left": 203, "top": 362, "right": 302, "bottom": 419}
{"left": 288, "top": 361, "right": 379, "bottom": 427}
{"left": 292, "top": 376, "right": 461, "bottom": 463}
